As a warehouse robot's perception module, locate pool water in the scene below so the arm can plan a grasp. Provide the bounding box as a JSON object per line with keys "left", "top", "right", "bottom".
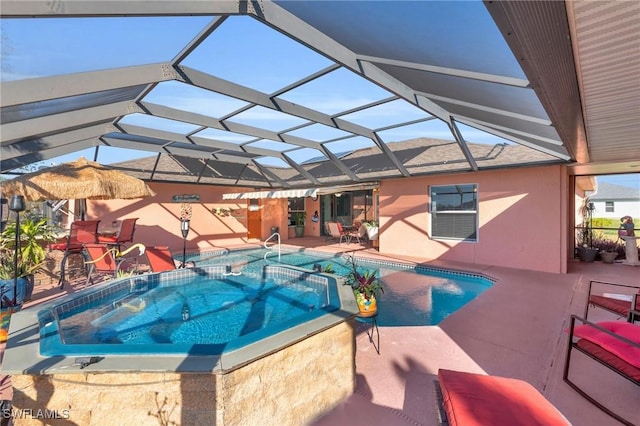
{"left": 39, "top": 265, "right": 344, "bottom": 356}
{"left": 59, "top": 275, "right": 324, "bottom": 346}
{"left": 195, "top": 248, "right": 493, "bottom": 326}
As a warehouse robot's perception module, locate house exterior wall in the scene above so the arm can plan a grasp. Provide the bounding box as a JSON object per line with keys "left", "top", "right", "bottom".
{"left": 86, "top": 184, "right": 323, "bottom": 254}
{"left": 378, "top": 165, "right": 568, "bottom": 274}
{"left": 87, "top": 183, "right": 256, "bottom": 253}
{"left": 589, "top": 200, "right": 639, "bottom": 221}
{"left": 86, "top": 166, "right": 569, "bottom": 274}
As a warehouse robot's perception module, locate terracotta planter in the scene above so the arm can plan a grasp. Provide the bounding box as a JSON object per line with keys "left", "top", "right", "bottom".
{"left": 355, "top": 292, "right": 377, "bottom": 317}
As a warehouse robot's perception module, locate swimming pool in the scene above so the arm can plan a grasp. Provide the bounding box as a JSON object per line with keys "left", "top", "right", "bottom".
{"left": 3, "top": 248, "right": 493, "bottom": 424}
{"left": 5, "top": 263, "right": 357, "bottom": 425}
{"left": 38, "top": 264, "right": 345, "bottom": 356}
{"left": 194, "top": 248, "right": 494, "bottom": 326}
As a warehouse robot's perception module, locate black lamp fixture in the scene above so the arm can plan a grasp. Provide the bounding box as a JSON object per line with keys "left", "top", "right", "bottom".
{"left": 180, "top": 219, "right": 190, "bottom": 268}
{"left": 9, "top": 195, "right": 25, "bottom": 307}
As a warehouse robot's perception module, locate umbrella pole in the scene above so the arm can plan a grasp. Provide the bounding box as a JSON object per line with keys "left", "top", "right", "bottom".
{"left": 80, "top": 199, "right": 87, "bottom": 221}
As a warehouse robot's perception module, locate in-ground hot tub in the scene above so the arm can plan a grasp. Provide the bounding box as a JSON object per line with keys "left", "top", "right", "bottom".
{"left": 3, "top": 265, "right": 358, "bottom": 425}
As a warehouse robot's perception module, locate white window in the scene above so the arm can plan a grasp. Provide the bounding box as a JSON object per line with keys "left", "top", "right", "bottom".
{"left": 605, "top": 201, "right": 614, "bottom": 213}
{"left": 430, "top": 184, "right": 478, "bottom": 241}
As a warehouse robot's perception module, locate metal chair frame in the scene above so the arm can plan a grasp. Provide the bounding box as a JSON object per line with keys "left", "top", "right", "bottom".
{"left": 585, "top": 280, "right": 640, "bottom": 323}
{"left": 563, "top": 314, "right": 640, "bottom": 426}
{"left": 83, "top": 243, "right": 130, "bottom": 287}
{"left": 98, "top": 217, "right": 138, "bottom": 252}
{"left": 51, "top": 220, "right": 100, "bottom": 288}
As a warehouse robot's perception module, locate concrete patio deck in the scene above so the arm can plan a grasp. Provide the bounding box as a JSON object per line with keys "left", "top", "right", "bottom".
{"left": 1, "top": 237, "right": 638, "bottom": 425}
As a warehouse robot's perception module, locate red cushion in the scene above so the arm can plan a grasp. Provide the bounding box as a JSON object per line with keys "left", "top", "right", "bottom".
{"left": 437, "top": 369, "right": 569, "bottom": 426}
{"left": 589, "top": 295, "right": 631, "bottom": 316}
{"left": 576, "top": 339, "right": 640, "bottom": 381}
{"left": 49, "top": 242, "right": 83, "bottom": 251}
{"left": 97, "top": 235, "right": 117, "bottom": 243}
{"left": 573, "top": 321, "right": 640, "bottom": 368}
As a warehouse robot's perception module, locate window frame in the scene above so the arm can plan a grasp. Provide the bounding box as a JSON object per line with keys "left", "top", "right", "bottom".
{"left": 429, "top": 183, "right": 479, "bottom": 242}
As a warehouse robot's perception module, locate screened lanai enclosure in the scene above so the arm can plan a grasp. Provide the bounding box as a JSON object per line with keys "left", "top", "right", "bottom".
{"left": 2, "top": 1, "right": 639, "bottom": 188}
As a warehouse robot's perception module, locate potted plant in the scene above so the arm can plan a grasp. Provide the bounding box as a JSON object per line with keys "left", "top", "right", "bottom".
{"left": 363, "top": 220, "right": 379, "bottom": 241}
{"left": 343, "top": 254, "right": 383, "bottom": 316}
{"left": 576, "top": 198, "right": 598, "bottom": 262}
{"left": 0, "top": 217, "right": 56, "bottom": 307}
{"left": 592, "top": 237, "right": 623, "bottom": 264}
{"left": 294, "top": 211, "right": 306, "bottom": 238}
{"left": 599, "top": 250, "right": 618, "bottom": 264}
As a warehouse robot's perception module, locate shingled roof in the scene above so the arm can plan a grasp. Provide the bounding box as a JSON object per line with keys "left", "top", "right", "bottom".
{"left": 111, "top": 137, "right": 561, "bottom": 189}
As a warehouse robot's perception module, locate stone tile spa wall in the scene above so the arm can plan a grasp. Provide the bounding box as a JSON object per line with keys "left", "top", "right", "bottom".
{"left": 11, "top": 320, "right": 356, "bottom": 425}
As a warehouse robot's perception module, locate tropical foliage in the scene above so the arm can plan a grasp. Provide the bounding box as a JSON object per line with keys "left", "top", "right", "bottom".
{"left": 295, "top": 211, "right": 306, "bottom": 226}
{"left": 0, "top": 217, "right": 56, "bottom": 279}
{"left": 343, "top": 254, "right": 383, "bottom": 300}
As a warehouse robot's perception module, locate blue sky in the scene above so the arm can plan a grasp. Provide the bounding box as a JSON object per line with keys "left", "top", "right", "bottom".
{"left": 1, "top": 11, "right": 638, "bottom": 189}
{"left": 597, "top": 174, "right": 640, "bottom": 190}
{"left": 1, "top": 12, "right": 518, "bottom": 171}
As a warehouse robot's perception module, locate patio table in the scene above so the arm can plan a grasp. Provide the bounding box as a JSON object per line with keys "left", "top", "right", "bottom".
{"left": 98, "top": 226, "right": 119, "bottom": 237}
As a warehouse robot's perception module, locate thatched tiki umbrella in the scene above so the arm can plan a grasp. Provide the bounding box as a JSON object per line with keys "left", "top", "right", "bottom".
{"left": 1, "top": 157, "right": 156, "bottom": 288}
{"left": 0, "top": 157, "right": 156, "bottom": 202}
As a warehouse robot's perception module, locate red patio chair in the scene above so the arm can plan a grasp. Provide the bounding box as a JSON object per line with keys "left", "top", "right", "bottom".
{"left": 563, "top": 314, "right": 640, "bottom": 426}
{"left": 98, "top": 217, "right": 138, "bottom": 252}
{"left": 50, "top": 220, "right": 100, "bottom": 288}
{"left": 144, "top": 246, "right": 178, "bottom": 273}
{"left": 335, "top": 222, "right": 364, "bottom": 244}
{"left": 83, "top": 243, "right": 130, "bottom": 287}
{"left": 585, "top": 280, "right": 640, "bottom": 323}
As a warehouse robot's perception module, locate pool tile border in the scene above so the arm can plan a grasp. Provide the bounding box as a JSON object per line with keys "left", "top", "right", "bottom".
{"left": 217, "top": 247, "right": 496, "bottom": 284}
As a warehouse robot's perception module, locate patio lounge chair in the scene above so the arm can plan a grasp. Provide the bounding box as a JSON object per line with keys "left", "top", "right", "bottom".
{"left": 585, "top": 280, "right": 640, "bottom": 323}
{"left": 563, "top": 314, "right": 640, "bottom": 426}
{"left": 436, "top": 369, "right": 570, "bottom": 426}
{"left": 50, "top": 219, "right": 100, "bottom": 288}
{"left": 98, "top": 217, "right": 138, "bottom": 252}
{"left": 83, "top": 243, "right": 131, "bottom": 287}
{"left": 144, "top": 246, "right": 179, "bottom": 272}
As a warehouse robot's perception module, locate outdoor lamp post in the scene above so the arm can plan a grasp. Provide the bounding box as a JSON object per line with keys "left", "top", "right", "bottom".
{"left": 9, "top": 195, "right": 25, "bottom": 307}
{"left": 180, "top": 219, "right": 190, "bottom": 268}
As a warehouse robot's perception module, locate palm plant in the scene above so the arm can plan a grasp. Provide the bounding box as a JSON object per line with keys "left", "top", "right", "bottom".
{"left": 0, "top": 217, "right": 56, "bottom": 279}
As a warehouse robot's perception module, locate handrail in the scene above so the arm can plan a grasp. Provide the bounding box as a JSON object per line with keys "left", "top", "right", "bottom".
{"left": 264, "top": 232, "right": 281, "bottom": 262}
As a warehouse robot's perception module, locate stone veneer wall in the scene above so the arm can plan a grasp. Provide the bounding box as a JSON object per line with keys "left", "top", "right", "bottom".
{"left": 11, "top": 320, "right": 355, "bottom": 425}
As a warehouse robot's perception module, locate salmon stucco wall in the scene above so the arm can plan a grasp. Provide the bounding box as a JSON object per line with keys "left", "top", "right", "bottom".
{"left": 87, "top": 184, "right": 323, "bottom": 253}
{"left": 378, "top": 165, "right": 567, "bottom": 274}
{"left": 87, "top": 183, "right": 255, "bottom": 253}
{"left": 261, "top": 198, "right": 288, "bottom": 240}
